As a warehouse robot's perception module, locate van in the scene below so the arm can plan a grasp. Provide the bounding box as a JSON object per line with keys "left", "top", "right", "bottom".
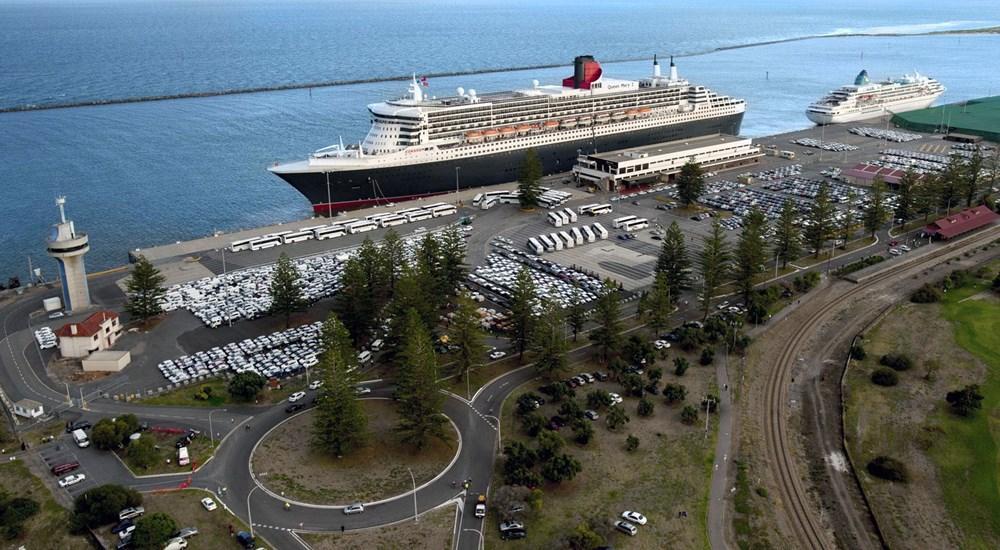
{"left": 370, "top": 339, "right": 383, "bottom": 351}
{"left": 177, "top": 446, "right": 190, "bottom": 466}
{"left": 51, "top": 461, "right": 80, "bottom": 476}
{"left": 72, "top": 428, "right": 90, "bottom": 448}
{"left": 357, "top": 350, "right": 372, "bottom": 364}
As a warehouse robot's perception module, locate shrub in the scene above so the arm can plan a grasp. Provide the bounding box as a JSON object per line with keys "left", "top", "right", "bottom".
{"left": 227, "top": 371, "right": 266, "bottom": 401}
{"left": 849, "top": 342, "right": 866, "bottom": 360}
{"left": 866, "top": 456, "right": 908, "bottom": 482}
{"left": 0, "top": 495, "right": 39, "bottom": 540}
{"left": 637, "top": 398, "right": 654, "bottom": 417}
{"left": 946, "top": 384, "right": 984, "bottom": 417}
{"left": 910, "top": 284, "right": 941, "bottom": 303}
{"left": 663, "top": 383, "right": 687, "bottom": 404}
{"left": 680, "top": 405, "right": 698, "bottom": 425}
{"left": 870, "top": 368, "right": 899, "bottom": 387}
{"left": 879, "top": 354, "right": 913, "bottom": 371}
{"left": 699, "top": 348, "right": 715, "bottom": 365}
{"left": 793, "top": 271, "right": 820, "bottom": 292}
{"left": 586, "top": 389, "right": 612, "bottom": 410}
{"left": 520, "top": 412, "right": 546, "bottom": 437}
{"left": 72, "top": 485, "right": 142, "bottom": 531}
{"left": 572, "top": 419, "right": 594, "bottom": 445}
{"left": 673, "top": 357, "right": 690, "bottom": 377}
{"left": 625, "top": 434, "right": 640, "bottom": 452}
{"left": 132, "top": 512, "right": 177, "bottom": 550}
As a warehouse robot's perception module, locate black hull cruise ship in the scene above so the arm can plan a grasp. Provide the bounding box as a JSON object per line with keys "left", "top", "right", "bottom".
{"left": 270, "top": 55, "right": 746, "bottom": 214}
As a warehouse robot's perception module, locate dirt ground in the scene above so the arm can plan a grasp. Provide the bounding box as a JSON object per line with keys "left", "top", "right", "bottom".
{"left": 127, "top": 489, "right": 269, "bottom": 550}
{"left": 252, "top": 399, "right": 456, "bottom": 504}
{"left": 0, "top": 460, "right": 91, "bottom": 550}
{"left": 486, "top": 355, "right": 717, "bottom": 549}
{"left": 47, "top": 355, "right": 114, "bottom": 385}
{"left": 302, "top": 504, "right": 454, "bottom": 550}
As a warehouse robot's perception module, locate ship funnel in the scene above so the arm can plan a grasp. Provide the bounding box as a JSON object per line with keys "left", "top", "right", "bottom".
{"left": 669, "top": 56, "right": 678, "bottom": 81}
{"left": 653, "top": 54, "right": 661, "bottom": 78}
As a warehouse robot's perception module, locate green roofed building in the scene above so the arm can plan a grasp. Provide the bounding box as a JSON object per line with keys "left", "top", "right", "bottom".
{"left": 891, "top": 96, "right": 1000, "bottom": 142}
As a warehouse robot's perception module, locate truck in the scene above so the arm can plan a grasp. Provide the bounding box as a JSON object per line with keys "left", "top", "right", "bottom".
{"left": 43, "top": 297, "right": 62, "bottom": 313}
{"left": 475, "top": 494, "right": 487, "bottom": 518}
{"left": 72, "top": 428, "right": 89, "bottom": 448}
{"left": 177, "top": 446, "right": 190, "bottom": 466}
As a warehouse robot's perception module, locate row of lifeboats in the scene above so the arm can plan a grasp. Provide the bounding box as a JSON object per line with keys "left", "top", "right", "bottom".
{"left": 464, "top": 107, "right": 652, "bottom": 144}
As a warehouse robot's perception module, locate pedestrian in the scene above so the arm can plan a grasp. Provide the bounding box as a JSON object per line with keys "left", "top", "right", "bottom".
{"left": 228, "top": 524, "right": 234, "bottom": 535}
{"left": 341, "top": 525, "right": 345, "bottom": 534}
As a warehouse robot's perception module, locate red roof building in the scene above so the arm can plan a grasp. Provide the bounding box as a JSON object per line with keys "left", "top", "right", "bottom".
{"left": 923, "top": 206, "right": 1000, "bottom": 240}
{"left": 57, "top": 311, "right": 122, "bottom": 358}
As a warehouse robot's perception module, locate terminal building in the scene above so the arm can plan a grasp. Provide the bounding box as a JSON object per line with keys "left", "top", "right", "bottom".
{"left": 572, "top": 133, "right": 762, "bottom": 192}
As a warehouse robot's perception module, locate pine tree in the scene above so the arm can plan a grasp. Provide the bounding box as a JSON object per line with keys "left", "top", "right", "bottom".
{"left": 379, "top": 229, "right": 406, "bottom": 297}
{"left": 438, "top": 225, "right": 467, "bottom": 301}
{"left": 416, "top": 232, "right": 447, "bottom": 312}
{"left": 962, "top": 148, "right": 984, "bottom": 207}
{"left": 938, "top": 155, "right": 964, "bottom": 211}
{"left": 655, "top": 221, "right": 690, "bottom": 301}
{"left": 864, "top": 178, "right": 889, "bottom": 236}
{"left": 734, "top": 207, "right": 767, "bottom": 304}
{"left": 566, "top": 284, "right": 587, "bottom": 342}
{"left": 449, "top": 294, "right": 486, "bottom": 383}
{"left": 698, "top": 220, "right": 730, "bottom": 320}
{"left": 509, "top": 267, "right": 538, "bottom": 360}
{"left": 840, "top": 189, "right": 856, "bottom": 247}
{"left": 894, "top": 169, "right": 919, "bottom": 224}
{"left": 124, "top": 255, "right": 166, "bottom": 325}
{"left": 383, "top": 266, "right": 435, "bottom": 362}
{"left": 914, "top": 172, "right": 939, "bottom": 221}
{"left": 311, "top": 314, "right": 368, "bottom": 456}
{"left": 269, "top": 253, "right": 305, "bottom": 328}
{"left": 589, "top": 279, "right": 622, "bottom": 364}
{"left": 804, "top": 183, "right": 834, "bottom": 257}
{"left": 518, "top": 149, "right": 543, "bottom": 209}
{"left": 394, "top": 309, "right": 448, "bottom": 450}
{"left": 773, "top": 199, "right": 801, "bottom": 269}
{"left": 337, "top": 254, "right": 377, "bottom": 343}
{"left": 647, "top": 270, "right": 673, "bottom": 336}
{"left": 531, "top": 299, "right": 568, "bottom": 380}
{"left": 676, "top": 160, "right": 705, "bottom": 206}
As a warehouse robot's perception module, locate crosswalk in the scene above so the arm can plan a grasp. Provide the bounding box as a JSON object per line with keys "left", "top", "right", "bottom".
{"left": 917, "top": 143, "right": 950, "bottom": 154}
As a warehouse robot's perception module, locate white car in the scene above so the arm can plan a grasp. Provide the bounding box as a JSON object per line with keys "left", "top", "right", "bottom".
{"left": 899, "top": 245, "right": 911, "bottom": 252}
{"left": 354, "top": 386, "right": 372, "bottom": 395}
{"left": 621, "top": 510, "right": 647, "bottom": 525}
{"left": 654, "top": 340, "right": 671, "bottom": 350}
{"left": 615, "top": 520, "right": 637, "bottom": 536}
{"left": 200, "top": 497, "right": 217, "bottom": 511}
{"left": 308, "top": 380, "right": 323, "bottom": 390}
{"left": 288, "top": 391, "right": 306, "bottom": 403}
{"left": 608, "top": 392, "right": 623, "bottom": 405}
{"left": 343, "top": 503, "right": 365, "bottom": 515}
{"left": 59, "top": 473, "right": 86, "bottom": 488}
{"left": 489, "top": 351, "right": 506, "bottom": 360}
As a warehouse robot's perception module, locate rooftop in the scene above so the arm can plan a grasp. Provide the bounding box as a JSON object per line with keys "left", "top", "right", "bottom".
{"left": 56, "top": 310, "right": 118, "bottom": 338}
{"left": 586, "top": 134, "right": 748, "bottom": 163}
{"left": 924, "top": 205, "right": 1000, "bottom": 239}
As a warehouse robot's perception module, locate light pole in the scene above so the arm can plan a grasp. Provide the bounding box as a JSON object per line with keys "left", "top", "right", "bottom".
{"left": 454, "top": 166, "right": 461, "bottom": 205}
{"left": 485, "top": 414, "right": 501, "bottom": 449}
{"left": 325, "top": 172, "right": 333, "bottom": 218}
{"left": 407, "top": 467, "right": 418, "bottom": 523}
{"left": 463, "top": 528, "right": 485, "bottom": 550}
{"left": 209, "top": 408, "right": 227, "bottom": 448}
{"left": 246, "top": 485, "right": 261, "bottom": 538}
{"left": 704, "top": 395, "right": 715, "bottom": 437}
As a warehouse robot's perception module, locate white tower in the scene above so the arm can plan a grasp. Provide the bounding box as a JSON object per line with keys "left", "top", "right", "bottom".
{"left": 46, "top": 197, "right": 91, "bottom": 312}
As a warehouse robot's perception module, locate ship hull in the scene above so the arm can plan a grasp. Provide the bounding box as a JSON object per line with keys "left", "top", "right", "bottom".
{"left": 274, "top": 113, "right": 744, "bottom": 214}
{"left": 806, "top": 94, "right": 941, "bottom": 125}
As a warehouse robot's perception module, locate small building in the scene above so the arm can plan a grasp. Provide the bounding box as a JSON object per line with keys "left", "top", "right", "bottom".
{"left": 81, "top": 350, "right": 131, "bottom": 372}
{"left": 13, "top": 399, "right": 44, "bottom": 419}
{"left": 572, "top": 134, "right": 763, "bottom": 192}
{"left": 923, "top": 206, "right": 1000, "bottom": 240}
{"left": 843, "top": 163, "right": 912, "bottom": 187}
{"left": 56, "top": 310, "right": 122, "bottom": 359}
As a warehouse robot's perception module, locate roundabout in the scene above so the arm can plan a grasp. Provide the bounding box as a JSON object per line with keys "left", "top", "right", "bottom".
{"left": 251, "top": 399, "right": 459, "bottom": 505}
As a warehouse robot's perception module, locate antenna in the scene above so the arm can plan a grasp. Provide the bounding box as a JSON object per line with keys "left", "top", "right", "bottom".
{"left": 56, "top": 196, "right": 67, "bottom": 223}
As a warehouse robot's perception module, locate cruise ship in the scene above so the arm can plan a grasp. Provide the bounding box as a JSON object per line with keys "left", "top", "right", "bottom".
{"left": 270, "top": 55, "right": 746, "bottom": 213}
{"left": 806, "top": 70, "right": 945, "bottom": 125}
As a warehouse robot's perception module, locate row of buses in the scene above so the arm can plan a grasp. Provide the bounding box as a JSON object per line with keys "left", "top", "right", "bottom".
{"left": 472, "top": 188, "right": 573, "bottom": 211}
{"left": 527, "top": 222, "right": 609, "bottom": 255}
{"left": 546, "top": 207, "right": 578, "bottom": 228}
{"left": 611, "top": 215, "right": 650, "bottom": 232}
{"left": 576, "top": 203, "right": 613, "bottom": 216}
{"left": 229, "top": 202, "right": 457, "bottom": 252}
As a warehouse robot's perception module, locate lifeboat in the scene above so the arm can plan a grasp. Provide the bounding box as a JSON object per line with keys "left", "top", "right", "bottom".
{"left": 577, "top": 116, "right": 593, "bottom": 126}
{"left": 465, "top": 131, "right": 484, "bottom": 144}
{"left": 483, "top": 129, "right": 500, "bottom": 141}
{"left": 499, "top": 126, "right": 517, "bottom": 138}
{"left": 595, "top": 112, "right": 611, "bottom": 123}
{"left": 528, "top": 124, "right": 544, "bottom": 134}
{"left": 611, "top": 111, "right": 627, "bottom": 121}
{"left": 626, "top": 109, "right": 640, "bottom": 119}
{"left": 560, "top": 118, "right": 578, "bottom": 129}
{"left": 542, "top": 120, "right": 560, "bottom": 131}
{"left": 516, "top": 124, "right": 533, "bottom": 135}
{"left": 638, "top": 107, "right": 652, "bottom": 116}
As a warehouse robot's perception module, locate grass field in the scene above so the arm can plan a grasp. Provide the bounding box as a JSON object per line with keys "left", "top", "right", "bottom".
{"left": 485, "top": 355, "right": 717, "bottom": 549}
{"left": 142, "top": 376, "right": 307, "bottom": 408}
{"left": 0, "top": 460, "right": 90, "bottom": 550}
{"left": 138, "top": 489, "right": 271, "bottom": 550}
{"left": 302, "top": 504, "right": 454, "bottom": 550}
{"left": 119, "top": 431, "right": 216, "bottom": 476}
{"left": 844, "top": 266, "right": 999, "bottom": 549}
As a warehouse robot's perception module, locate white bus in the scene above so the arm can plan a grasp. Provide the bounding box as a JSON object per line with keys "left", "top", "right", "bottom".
{"left": 430, "top": 204, "right": 457, "bottom": 217}
{"left": 379, "top": 214, "right": 408, "bottom": 227}
{"left": 580, "top": 225, "right": 596, "bottom": 243}
{"left": 405, "top": 210, "right": 433, "bottom": 222}
{"left": 229, "top": 238, "right": 255, "bottom": 252}
{"left": 546, "top": 212, "right": 563, "bottom": 227}
{"left": 588, "top": 203, "right": 612, "bottom": 216}
{"left": 313, "top": 225, "right": 346, "bottom": 240}
{"left": 480, "top": 197, "right": 498, "bottom": 210}
{"left": 558, "top": 231, "right": 575, "bottom": 249}
{"left": 527, "top": 237, "right": 544, "bottom": 255}
{"left": 344, "top": 220, "right": 377, "bottom": 234}
{"left": 538, "top": 233, "right": 556, "bottom": 251}
{"left": 282, "top": 229, "right": 314, "bottom": 244}
{"left": 558, "top": 211, "right": 571, "bottom": 226}
{"left": 592, "top": 222, "right": 609, "bottom": 239}
{"left": 577, "top": 203, "right": 600, "bottom": 216}
{"left": 249, "top": 235, "right": 283, "bottom": 250}
{"left": 621, "top": 218, "right": 649, "bottom": 231}
{"left": 549, "top": 233, "right": 564, "bottom": 251}
{"left": 499, "top": 192, "right": 521, "bottom": 204}
{"left": 570, "top": 227, "right": 585, "bottom": 246}
{"left": 612, "top": 215, "right": 638, "bottom": 229}
{"left": 562, "top": 208, "right": 578, "bottom": 223}
{"left": 472, "top": 193, "right": 485, "bottom": 207}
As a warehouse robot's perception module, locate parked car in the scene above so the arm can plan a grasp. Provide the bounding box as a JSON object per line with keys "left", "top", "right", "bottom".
{"left": 585, "top": 410, "right": 599, "bottom": 421}
{"left": 118, "top": 506, "right": 145, "bottom": 521}
{"left": 288, "top": 391, "right": 306, "bottom": 403}
{"left": 354, "top": 386, "right": 372, "bottom": 395}
{"left": 621, "top": 510, "right": 648, "bottom": 525}
{"left": 175, "top": 527, "right": 199, "bottom": 539}
{"left": 200, "top": 497, "right": 217, "bottom": 511}
{"left": 308, "top": 380, "right": 323, "bottom": 390}
{"left": 163, "top": 537, "right": 188, "bottom": 550}
{"left": 111, "top": 519, "right": 133, "bottom": 535}
{"left": 58, "top": 473, "right": 86, "bottom": 488}
{"left": 615, "top": 520, "right": 638, "bottom": 536}
{"left": 65, "top": 420, "right": 92, "bottom": 433}
{"left": 489, "top": 351, "right": 506, "bottom": 360}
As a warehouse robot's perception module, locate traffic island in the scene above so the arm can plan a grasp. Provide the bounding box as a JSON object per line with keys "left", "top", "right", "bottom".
{"left": 301, "top": 504, "right": 455, "bottom": 549}
{"left": 251, "top": 400, "right": 457, "bottom": 505}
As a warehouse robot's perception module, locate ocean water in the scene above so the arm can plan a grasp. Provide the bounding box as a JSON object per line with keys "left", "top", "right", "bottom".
{"left": 2, "top": 0, "right": 1000, "bottom": 278}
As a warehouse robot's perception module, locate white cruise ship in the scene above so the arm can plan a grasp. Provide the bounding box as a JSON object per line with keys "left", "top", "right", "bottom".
{"left": 269, "top": 55, "right": 746, "bottom": 213}
{"left": 806, "top": 70, "right": 945, "bottom": 125}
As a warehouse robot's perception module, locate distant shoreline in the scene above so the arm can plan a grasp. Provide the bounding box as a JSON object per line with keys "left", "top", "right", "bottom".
{"left": 3, "top": 26, "right": 998, "bottom": 114}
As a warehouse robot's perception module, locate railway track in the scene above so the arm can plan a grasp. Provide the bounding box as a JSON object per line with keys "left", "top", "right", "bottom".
{"left": 763, "top": 226, "right": 1000, "bottom": 549}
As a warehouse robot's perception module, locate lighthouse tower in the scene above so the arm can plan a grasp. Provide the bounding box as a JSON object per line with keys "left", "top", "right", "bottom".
{"left": 46, "top": 197, "right": 91, "bottom": 312}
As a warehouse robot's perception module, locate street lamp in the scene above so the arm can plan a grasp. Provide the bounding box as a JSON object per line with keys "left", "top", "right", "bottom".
{"left": 407, "top": 467, "right": 418, "bottom": 523}
{"left": 325, "top": 172, "right": 333, "bottom": 218}
{"left": 454, "top": 166, "right": 461, "bottom": 205}
{"left": 463, "top": 528, "right": 485, "bottom": 550}
{"left": 209, "top": 409, "right": 227, "bottom": 448}
{"left": 246, "top": 485, "right": 261, "bottom": 538}
{"left": 484, "top": 414, "right": 501, "bottom": 450}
